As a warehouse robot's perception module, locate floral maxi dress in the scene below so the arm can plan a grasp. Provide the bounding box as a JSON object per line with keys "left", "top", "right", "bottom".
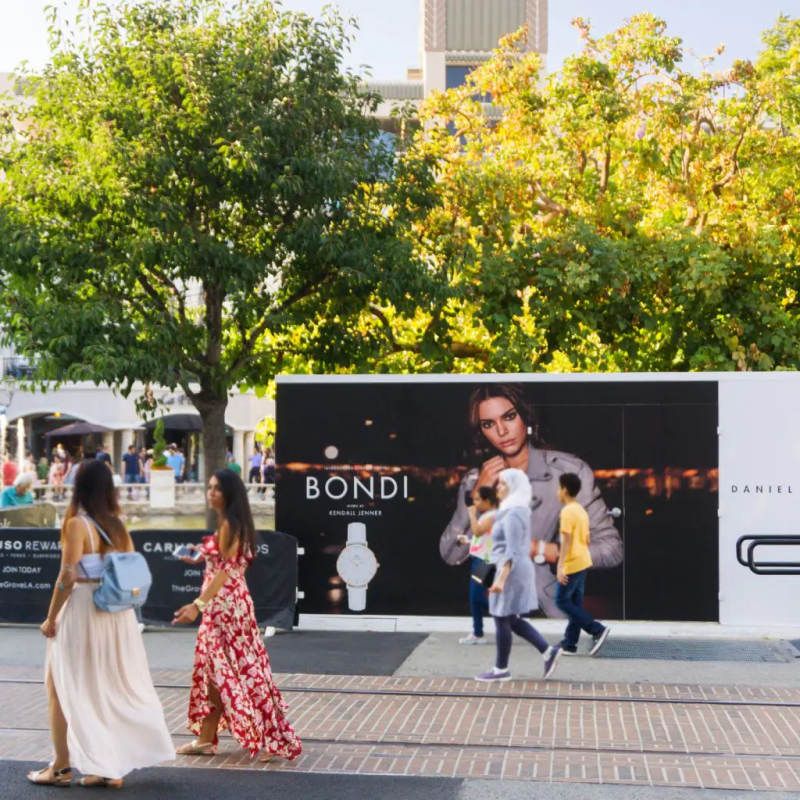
{"left": 187, "top": 533, "right": 302, "bottom": 760}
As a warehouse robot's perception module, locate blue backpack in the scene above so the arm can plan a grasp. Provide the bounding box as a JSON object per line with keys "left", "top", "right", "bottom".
{"left": 82, "top": 516, "right": 152, "bottom": 613}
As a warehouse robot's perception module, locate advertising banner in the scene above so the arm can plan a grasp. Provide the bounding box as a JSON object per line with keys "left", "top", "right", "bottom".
{"left": 719, "top": 378, "right": 800, "bottom": 626}
{"left": 276, "top": 377, "right": 720, "bottom": 622}
{"left": 0, "top": 529, "right": 298, "bottom": 629}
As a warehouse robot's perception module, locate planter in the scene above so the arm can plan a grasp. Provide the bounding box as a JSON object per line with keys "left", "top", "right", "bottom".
{"left": 149, "top": 468, "right": 175, "bottom": 509}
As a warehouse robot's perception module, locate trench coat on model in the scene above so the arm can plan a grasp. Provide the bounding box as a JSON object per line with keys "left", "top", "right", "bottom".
{"left": 440, "top": 444, "right": 623, "bottom": 618}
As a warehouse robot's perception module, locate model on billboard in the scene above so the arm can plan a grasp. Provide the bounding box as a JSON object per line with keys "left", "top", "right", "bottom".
{"left": 440, "top": 383, "right": 623, "bottom": 618}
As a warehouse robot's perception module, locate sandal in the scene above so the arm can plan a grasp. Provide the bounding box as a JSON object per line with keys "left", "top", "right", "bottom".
{"left": 77, "top": 776, "right": 123, "bottom": 789}
{"left": 26, "top": 765, "right": 73, "bottom": 786}
{"left": 175, "top": 740, "right": 218, "bottom": 756}
{"left": 259, "top": 752, "right": 284, "bottom": 763}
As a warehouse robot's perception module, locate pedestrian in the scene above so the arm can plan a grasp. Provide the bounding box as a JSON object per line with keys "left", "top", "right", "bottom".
{"left": 1, "top": 472, "right": 35, "bottom": 507}
{"left": 226, "top": 453, "right": 242, "bottom": 477}
{"left": 26, "top": 459, "right": 173, "bottom": 788}
{"left": 121, "top": 444, "right": 141, "bottom": 499}
{"left": 555, "top": 473, "right": 611, "bottom": 656}
{"left": 143, "top": 449, "right": 153, "bottom": 498}
{"left": 22, "top": 453, "right": 37, "bottom": 475}
{"left": 249, "top": 446, "right": 262, "bottom": 486}
{"left": 49, "top": 455, "right": 65, "bottom": 501}
{"left": 173, "top": 470, "right": 302, "bottom": 763}
{"left": 2, "top": 455, "right": 18, "bottom": 488}
{"left": 457, "top": 485, "right": 498, "bottom": 645}
{"left": 166, "top": 444, "right": 185, "bottom": 484}
{"left": 476, "top": 468, "right": 562, "bottom": 682}
{"left": 96, "top": 444, "right": 113, "bottom": 472}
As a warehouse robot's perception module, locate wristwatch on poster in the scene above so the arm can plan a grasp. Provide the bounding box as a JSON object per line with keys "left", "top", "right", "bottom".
{"left": 336, "top": 522, "right": 379, "bottom": 612}
{"left": 533, "top": 539, "right": 547, "bottom": 565}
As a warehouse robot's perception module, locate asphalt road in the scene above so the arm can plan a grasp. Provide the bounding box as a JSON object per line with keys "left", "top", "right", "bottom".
{"left": 5, "top": 762, "right": 799, "bottom": 800}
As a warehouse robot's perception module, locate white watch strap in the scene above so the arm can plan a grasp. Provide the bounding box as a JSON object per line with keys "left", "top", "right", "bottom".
{"left": 347, "top": 522, "right": 367, "bottom": 545}
{"left": 348, "top": 586, "right": 367, "bottom": 612}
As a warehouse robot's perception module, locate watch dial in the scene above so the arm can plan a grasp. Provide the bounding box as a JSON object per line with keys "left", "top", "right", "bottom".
{"left": 336, "top": 544, "right": 378, "bottom": 587}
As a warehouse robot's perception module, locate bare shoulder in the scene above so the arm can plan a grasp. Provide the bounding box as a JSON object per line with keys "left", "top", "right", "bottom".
{"left": 63, "top": 516, "right": 87, "bottom": 543}
{"left": 218, "top": 519, "right": 238, "bottom": 558}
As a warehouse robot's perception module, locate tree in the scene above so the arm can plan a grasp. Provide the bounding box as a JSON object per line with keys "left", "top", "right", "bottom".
{"left": 356, "top": 14, "right": 800, "bottom": 374}
{"left": 0, "top": 0, "right": 443, "bottom": 522}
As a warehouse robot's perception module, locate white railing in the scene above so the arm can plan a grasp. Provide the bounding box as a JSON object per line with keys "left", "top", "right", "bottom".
{"left": 26, "top": 481, "right": 275, "bottom": 507}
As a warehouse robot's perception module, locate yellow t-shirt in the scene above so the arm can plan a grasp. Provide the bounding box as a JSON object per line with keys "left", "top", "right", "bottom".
{"left": 560, "top": 501, "right": 593, "bottom": 575}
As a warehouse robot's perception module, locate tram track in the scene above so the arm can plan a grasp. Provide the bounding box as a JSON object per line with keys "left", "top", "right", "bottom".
{"left": 2, "top": 676, "right": 800, "bottom": 709}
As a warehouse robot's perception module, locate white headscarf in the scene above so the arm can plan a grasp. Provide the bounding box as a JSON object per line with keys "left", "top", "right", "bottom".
{"left": 499, "top": 468, "right": 532, "bottom": 511}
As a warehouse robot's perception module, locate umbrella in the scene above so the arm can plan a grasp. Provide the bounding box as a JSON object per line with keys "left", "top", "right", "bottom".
{"left": 143, "top": 414, "right": 232, "bottom": 434}
{"left": 45, "top": 421, "right": 111, "bottom": 438}
{"left": 143, "top": 414, "right": 204, "bottom": 432}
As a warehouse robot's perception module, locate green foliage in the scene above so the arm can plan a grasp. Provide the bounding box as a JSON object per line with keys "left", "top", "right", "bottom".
{"left": 152, "top": 418, "right": 168, "bottom": 468}
{"left": 344, "top": 14, "right": 800, "bottom": 375}
{"left": 0, "top": 0, "right": 445, "bottom": 479}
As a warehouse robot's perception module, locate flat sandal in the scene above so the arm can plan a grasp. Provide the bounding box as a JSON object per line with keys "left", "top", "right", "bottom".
{"left": 26, "top": 765, "right": 72, "bottom": 786}
{"left": 175, "top": 739, "right": 218, "bottom": 756}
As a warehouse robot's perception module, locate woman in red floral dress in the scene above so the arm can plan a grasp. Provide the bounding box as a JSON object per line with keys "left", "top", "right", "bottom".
{"left": 173, "top": 470, "right": 302, "bottom": 762}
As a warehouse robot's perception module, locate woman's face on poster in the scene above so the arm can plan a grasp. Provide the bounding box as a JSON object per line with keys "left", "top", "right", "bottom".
{"left": 478, "top": 397, "right": 527, "bottom": 456}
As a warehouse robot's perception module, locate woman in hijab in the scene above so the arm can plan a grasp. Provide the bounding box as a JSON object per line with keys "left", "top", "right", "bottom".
{"left": 476, "top": 468, "right": 562, "bottom": 682}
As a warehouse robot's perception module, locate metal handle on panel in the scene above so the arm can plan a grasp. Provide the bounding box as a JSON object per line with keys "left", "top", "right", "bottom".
{"left": 736, "top": 535, "right": 800, "bottom": 575}
{"left": 607, "top": 507, "right": 622, "bottom": 518}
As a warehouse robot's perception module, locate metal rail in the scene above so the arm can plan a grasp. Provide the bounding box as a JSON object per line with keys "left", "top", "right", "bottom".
{"left": 3, "top": 676, "right": 800, "bottom": 709}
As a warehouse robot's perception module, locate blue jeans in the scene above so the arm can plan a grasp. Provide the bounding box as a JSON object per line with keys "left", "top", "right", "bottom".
{"left": 554, "top": 569, "right": 604, "bottom": 649}
{"left": 469, "top": 556, "right": 490, "bottom": 637}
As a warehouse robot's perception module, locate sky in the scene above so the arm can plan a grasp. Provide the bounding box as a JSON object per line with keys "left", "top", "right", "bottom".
{"left": 0, "top": 0, "right": 794, "bottom": 78}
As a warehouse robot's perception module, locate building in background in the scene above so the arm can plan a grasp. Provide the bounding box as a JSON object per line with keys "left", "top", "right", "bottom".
{"left": 372, "top": 0, "right": 548, "bottom": 132}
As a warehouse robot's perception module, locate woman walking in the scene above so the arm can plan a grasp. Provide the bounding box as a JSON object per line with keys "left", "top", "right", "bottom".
{"left": 27, "top": 459, "right": 173, "bottom": 788}
{"left": 476, "top": 468, "right": 562, "bottom": 682}
{"left": 173, "top": 470, "right": 302, "bottom": 762}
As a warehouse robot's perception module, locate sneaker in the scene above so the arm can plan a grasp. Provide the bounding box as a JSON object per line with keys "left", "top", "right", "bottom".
{"left": 590, "top": 626, "right": 611, "bottom": 656}
{"left": 459, "top": 634, "right": 487, "bottom": 645}
{"left": 560, "top": 646, "right": 578, "bottom": 656}
{"left": 543, "top": 646, "right": 562, "bottom": 679}
{"left": 475, "top": 669, "right": 511, "bottom": 682}
{"left": 137, "top": 623, "right": 146, "bottom": 634}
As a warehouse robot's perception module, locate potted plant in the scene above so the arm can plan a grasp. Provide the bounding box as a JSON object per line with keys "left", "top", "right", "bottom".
{"left": 149, "top": 418, "right": 175, "bottom": 509}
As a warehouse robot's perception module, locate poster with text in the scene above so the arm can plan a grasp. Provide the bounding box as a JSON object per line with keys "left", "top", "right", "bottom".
{"left": 276, "top": 378, "right": 719, "bottom": 622}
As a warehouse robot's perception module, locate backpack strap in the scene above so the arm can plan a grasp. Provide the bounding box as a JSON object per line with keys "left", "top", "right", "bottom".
{"left": 81, "top": 515, "right": 114, "bottom": 550}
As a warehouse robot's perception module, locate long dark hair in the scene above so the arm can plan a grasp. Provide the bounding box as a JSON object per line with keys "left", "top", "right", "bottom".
{"left": 64, "top": 459, "right": 130, "bottom": 552}
{"left": 213, "top": 469, "right": 258, "bottom": 557}
{"left": 467, "top": 383, "right": 544, "bottom": 461}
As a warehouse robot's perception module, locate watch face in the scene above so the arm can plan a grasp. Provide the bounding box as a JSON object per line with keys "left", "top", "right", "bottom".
{"left": 336, "top": 544, "right": 378, "bottom": 587}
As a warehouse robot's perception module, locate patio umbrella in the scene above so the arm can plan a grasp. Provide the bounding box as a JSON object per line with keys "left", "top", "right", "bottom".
{"left": 45, "top": 421, "right": 111, "bottom": 438}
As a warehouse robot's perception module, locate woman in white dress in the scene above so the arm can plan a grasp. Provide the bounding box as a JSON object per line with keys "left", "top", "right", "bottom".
{"left": 26, "top": 459, "right": 174, "bottom": 788}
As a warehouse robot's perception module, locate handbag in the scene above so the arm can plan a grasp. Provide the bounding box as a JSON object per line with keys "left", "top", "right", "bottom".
{"left": 82, "top": 517, "right": 152, "bottom": 613}
{"left": 471, "top": 560, "right": 497, "bottom": 588}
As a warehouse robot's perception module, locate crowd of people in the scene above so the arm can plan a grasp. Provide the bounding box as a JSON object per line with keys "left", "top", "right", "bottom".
{"left": 1, "top": 440, "right": 276, "bottom": 507}
{"left": 26, "top": 460, "right": 300, "bottom": 788}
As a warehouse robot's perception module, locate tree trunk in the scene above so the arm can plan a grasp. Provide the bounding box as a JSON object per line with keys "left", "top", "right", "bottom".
{"left": 196, "top": 392, "right": 229, "bottom": 530}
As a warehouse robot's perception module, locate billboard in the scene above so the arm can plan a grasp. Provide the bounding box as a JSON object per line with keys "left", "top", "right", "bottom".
{"left": 276, "top": 376, "right": 720, "bottom": 622}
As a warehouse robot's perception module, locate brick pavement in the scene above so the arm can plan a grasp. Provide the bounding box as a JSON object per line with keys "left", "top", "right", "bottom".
{"left": 4, "top": 668, "right": 800, "bottom": 791}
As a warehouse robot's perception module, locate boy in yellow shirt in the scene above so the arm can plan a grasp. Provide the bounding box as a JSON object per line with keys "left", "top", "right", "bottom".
{"left": 555, "top": 473, "right": 610, "bottom": 656}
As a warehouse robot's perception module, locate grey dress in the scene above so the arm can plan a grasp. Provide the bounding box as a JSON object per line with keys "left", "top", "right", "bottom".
{"left": 488, "top": 506, "right": 538, "bottom": 618}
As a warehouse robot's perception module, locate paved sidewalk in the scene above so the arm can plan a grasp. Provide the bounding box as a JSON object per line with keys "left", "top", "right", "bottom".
{"left": 3, "top": 627, "right": 800, "bottom": 793}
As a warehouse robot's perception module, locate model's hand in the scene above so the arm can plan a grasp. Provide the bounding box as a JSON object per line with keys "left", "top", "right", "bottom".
{"left": 172, "top": 604, "right": 200, "bottom": 625}
{"left": 489, "top": 581, "right": 505, "bottom": 595}
{"left": 40, "top": 618, "right": 57, "bottom": 638}
{"left": 475, "top": 456, "right": 506, "bottom": 491}
{"left": 557, "top": 568, "right": 569, "bottom": 586}
{"left": 457, "top": 535, "right": 470, "bottom": 545}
